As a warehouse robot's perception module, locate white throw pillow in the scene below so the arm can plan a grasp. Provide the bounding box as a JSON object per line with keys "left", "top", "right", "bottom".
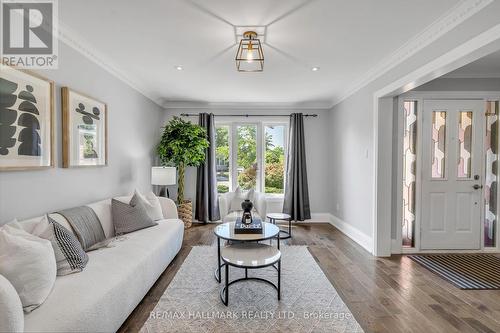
{"left": 0, "top": 224, "right": 56, "bottom": 313}
{"left": 0, "top": 274, "right": 24, "bottom": 332}
{"left": 31, "top": 213, "right": 76, "bottom": 237}
{"left": 133, "top": 190, "right": 164, "bottom": 221}
{"left": 229, "top": 187, "right": 255, "bottom": 212}
{"left": 3, "top": 219, "right": 22, "bottom": 230}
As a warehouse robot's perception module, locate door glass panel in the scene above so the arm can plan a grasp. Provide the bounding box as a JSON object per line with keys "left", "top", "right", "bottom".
{"left": 485, "top": 101, "right": 499, "bottom": 247}
{"left": 237, "top": 125, "right": 257, "bottom": 190}
{"left": 264, "top": 125, "right": 285, "bottom": 194}
{"left": 402, "top": 101, "right": 417, "bottom": 247}
{"left": 458, "top": 111, "right": 473, "bottom": 178}
{"left": 431, "top": 111, "right": 447, "bottom": 178}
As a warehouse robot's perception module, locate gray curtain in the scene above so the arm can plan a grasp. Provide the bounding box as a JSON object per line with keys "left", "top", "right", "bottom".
{"left": 195, "top": 113, "right": 220, "bottom": 222}
{"left": 283, "top": 113, "right": 311, "bottom": 221}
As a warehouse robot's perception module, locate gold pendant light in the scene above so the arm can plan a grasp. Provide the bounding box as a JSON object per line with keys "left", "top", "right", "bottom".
{"left": 235, "top": 31, "right": 264, "bottom": 72}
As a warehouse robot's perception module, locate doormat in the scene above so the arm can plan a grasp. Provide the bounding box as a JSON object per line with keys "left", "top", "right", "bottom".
{"left": 409, "top": 254, "right": 500, "bottom": 290}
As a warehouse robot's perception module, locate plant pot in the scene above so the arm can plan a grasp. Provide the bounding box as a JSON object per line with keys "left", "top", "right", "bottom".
{"left": 178, "top": 200, "right": 192, "bottom": 229}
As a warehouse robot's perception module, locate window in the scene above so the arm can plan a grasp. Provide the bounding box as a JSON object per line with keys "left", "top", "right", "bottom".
{"left": 215, "top": 126, "right": 230, "bottom": 193}
{"left": 237, "top": 124, "right": 258, "bottom": 190}
{"left": 485, "top": 101, "right": 499, "bottom": 247}
{"left": 402, "top": 101, "right": 417, "bottom": 247}
{"left": 431, "top": 111, "right": 447, "bottom": 179}
{"left": 264, "top": 125, "right": 286, "bottom": 194}
{"left": 215, "top": 121, "right": 287, "bottom": 195}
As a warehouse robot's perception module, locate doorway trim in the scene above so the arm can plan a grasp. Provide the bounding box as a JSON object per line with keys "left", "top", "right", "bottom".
{"left": 395, "top": 92, "right": 500, "bottom": 253}
{"left": 372, "top": 24, "right": 500, "bottom": 257}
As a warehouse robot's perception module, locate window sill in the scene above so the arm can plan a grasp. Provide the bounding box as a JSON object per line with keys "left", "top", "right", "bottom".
{"left": 265, "top": 195, "right": 284, "bottom": 201}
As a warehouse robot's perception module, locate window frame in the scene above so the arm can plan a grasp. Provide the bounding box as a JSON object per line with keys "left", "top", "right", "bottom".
{"left": 215, "top": 118, "right": 289, "bottom": 197}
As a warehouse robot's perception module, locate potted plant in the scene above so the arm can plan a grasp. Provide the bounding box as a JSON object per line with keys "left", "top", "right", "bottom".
{"left": 157, "top": 116, "right": 209, "bottom": 228}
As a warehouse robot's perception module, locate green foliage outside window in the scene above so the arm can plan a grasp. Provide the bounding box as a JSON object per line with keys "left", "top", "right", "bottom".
{"left": 216, "top": 124, "right": 286, "bottom": 194}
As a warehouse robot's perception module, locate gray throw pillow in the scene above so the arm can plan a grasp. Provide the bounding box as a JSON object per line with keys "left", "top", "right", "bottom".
{"left": 112, "top": 195, "right": 158, "bottom": 235}
{"left": 38, "top": 217, "right": 89, "bottom": 276}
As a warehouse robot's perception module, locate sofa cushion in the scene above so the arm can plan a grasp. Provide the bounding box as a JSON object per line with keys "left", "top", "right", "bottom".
{"left": 0, "top": 225, "right": 56, "bottom": 313}
{"left": 35, "top": 216, "right": 89, "bottom": 276}
{"left": 86, "top": 199, "right": 114, "bottom": 239}
{"left": 23, "top": 218, "right": 184, "bottom": 332}
{"left": 31, "top": 213, "right": 77, "bottom": 238}
{"left": 229, "top": 187, "right": 255, "bottom": 212}
{"left": 112, "top": 196, "right": 158, "bottom": 235}
{"left": 132, "top": 190, "right": 164, "bottom": 221}
{"left": 0, "top": 274, "right": 24, "bottom": 333}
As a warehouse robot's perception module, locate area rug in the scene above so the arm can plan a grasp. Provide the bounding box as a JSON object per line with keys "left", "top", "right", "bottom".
{"left": 409, "top": 254, "right": 500, "bottom": 290}
{"left": 141, "top": 246, "right": 363, "bottom": 333}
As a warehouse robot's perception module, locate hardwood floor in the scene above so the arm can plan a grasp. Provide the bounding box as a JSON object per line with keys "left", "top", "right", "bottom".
{"left": 118, "top": 223, "right": 500, "bottom": 333}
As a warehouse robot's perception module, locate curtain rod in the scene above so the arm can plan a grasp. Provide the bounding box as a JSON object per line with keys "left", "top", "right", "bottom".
{"left": 180, "top": 113, "right": 318, "bottom": 118}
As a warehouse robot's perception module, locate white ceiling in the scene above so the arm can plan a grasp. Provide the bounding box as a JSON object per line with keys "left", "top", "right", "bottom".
{"left": 59, "top": 0, "right": 462, "bottom": 107}
{"left": 443, "top": 50, "right": 500, "bottom": 78}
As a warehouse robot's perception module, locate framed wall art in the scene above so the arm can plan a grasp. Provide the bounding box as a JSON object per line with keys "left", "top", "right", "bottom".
{"left": 61, "top": 87, "right": 107, "bottom": 168}
{"left": 0, "top": 64, "right": 54, "bottom": 170}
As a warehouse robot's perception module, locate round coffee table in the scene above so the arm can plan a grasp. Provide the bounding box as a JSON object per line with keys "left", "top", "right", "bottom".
{"left": 213, "top": 222, "right": 280, "bottom": 283}
{"left": 267, "top": 213, "right": 292, "bottom": 239}
{"left": 220, "top": 243, "right": 281, "bottom": 306}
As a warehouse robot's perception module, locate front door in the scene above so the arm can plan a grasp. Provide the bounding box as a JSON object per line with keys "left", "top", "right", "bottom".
{"left": 421, "top": 100, "right": 484, "bottom": 250}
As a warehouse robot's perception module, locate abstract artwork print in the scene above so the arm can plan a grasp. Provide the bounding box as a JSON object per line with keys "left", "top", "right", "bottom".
{"left": 62, "top": 88, "right": 107, "bottom": 167}
{"left": 0, "top": 65, "right": 53, "bottom": 169}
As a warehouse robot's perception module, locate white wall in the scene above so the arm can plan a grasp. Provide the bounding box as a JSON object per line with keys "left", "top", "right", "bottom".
{"left": 161, "top": 108, "right": 332, "bottom": 218}
{"left": 0, "top": 42, "right": 163, "bottom": 223}
{"left": 328, "top": 1, "right": 500, "bottom": 252}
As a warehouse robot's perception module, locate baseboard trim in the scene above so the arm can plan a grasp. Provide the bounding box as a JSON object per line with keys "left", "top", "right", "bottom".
{"left": 328, "top": 214, "right": 373, "bottom": 254}
{"left": 391, "top": 239, "right": 402, "bottom": 254}
{"left": 306, "top": 213, "right": 332, "bottom": 223}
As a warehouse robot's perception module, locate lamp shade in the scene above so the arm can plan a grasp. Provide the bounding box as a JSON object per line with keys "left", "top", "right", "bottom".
{"left": 151, "top": 167, "right": 176, "bottom": 185}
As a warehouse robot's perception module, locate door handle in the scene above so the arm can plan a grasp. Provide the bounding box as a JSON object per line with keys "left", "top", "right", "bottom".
{"left": 473, "top": 184, "right": 483, "bottom": 190}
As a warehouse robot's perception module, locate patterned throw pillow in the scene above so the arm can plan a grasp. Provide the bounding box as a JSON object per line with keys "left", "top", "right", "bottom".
{"left": 112, "top": 194, "right": 158, "bottom": 235}
{"left": 37, "top": 216, "right": 89, "bottom": 276}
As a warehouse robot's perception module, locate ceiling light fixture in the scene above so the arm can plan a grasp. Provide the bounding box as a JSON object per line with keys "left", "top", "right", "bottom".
{"left": 311, "top": 67, "right": 320, "bottom": 72}
{"left": 175, "top": 65, "right": 183, "bottom": 71}
{"left": 235, "top": 31, "right": 264, "bottom": 72}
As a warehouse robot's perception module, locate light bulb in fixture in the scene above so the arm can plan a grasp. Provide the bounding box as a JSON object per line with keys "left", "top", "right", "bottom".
{"left": 311, "top": 67, "right": 320, "bottom": 72}
{"left": 246, "top": 43, "right": 254, "bottom": 62}
{"left": 175, "top": 65, "right": 183, "bottom": 71}
{"left": 235, "top": 31, "right": 264, "bottom": 72}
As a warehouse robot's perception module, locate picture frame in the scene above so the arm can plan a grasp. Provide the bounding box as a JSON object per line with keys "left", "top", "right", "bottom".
{"left": 61, "top": 87, "right": 108, "bottom": 168}
{"left": 0, "top": 64, "right": 54, "bottom": 170}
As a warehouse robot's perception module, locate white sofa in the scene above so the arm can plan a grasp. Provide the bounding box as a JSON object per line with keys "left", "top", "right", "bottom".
{"left": 1, "top": 196, "right": 184, "bottom": 333}
{"left": 218, "top": 191, "right": 267, "bottom": 222}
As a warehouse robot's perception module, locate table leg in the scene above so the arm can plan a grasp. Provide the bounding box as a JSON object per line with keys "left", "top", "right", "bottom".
{"left": 278, "top": 259, "right": 281, "bottom": 300}
{"left": 277, "top": 230, "right": 280, "bottom": 250}
{"left": 225, "top": 264, "right": 229, "bottom": 305}
{"left": 289, "top": 219, "right": 292, "bottom": 237}
{"left": 217, "top": 237, "right": 221, "bottom": 283}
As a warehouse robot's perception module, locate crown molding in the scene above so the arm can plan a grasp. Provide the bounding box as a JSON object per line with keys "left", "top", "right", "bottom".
{"left": 330, "top": 0, "right": 494, "bottom": 108}
{"left": 441, "top": 72, "right": 500, "bottom": 79}
{"left": 162, "top": 100, "right": 331, "bottom": 110}
{"left": 57, "top": 23, "right": 163, "bottom": 106}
